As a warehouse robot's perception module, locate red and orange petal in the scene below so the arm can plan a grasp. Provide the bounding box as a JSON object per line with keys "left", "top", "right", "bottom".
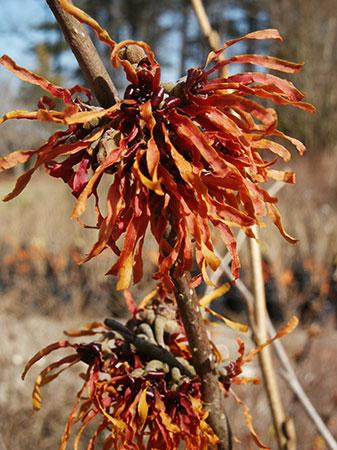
{"left": 22, "top": 319, "right": 218, "bottom": 450}
{"left": 0, "top": 28, "right": 314, "bottom": 289}
{"left": 20, "top": 298, "right": 298, "bottom": 449}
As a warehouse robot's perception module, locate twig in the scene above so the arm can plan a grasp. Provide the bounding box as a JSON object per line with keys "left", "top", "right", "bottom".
{"left": 190, "top": 0, "right": 222, "bottom": 52}
{"left": 221, "top": 264, "right": 337, "bottom": 450}
{"left": 46, "top": 0, "right": 119, "bottom": 107}
{"left": 280, "top": 370, "right": 337, "bottom": 450}
{"left": 271, "top": 324, "right": 337, "bottom": 450}
{"left": 104, "top": 318, "right": 194, "bottom": 377}
{"left": 174, "top": 273, "right": 232, "bottom": 450}
{"left": 190, "top": 0, "right": 226, "bottom": 77}
{"left": 249, "top": 227, "right": 296, "bottom": 450}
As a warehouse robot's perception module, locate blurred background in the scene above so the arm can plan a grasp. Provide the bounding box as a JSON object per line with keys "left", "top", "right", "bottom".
{"left": 0, "top": 0, "right": 336, "bottom": 449}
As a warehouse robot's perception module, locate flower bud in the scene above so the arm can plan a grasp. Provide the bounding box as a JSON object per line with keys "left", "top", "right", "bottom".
{"left": 161, "top": 81, "right": 175, "bottom": 94}
{"left": 96, "top": 129, "right": 121, "bottom": 165}
{"left": 120, "top": 44, "right": 146, "bottom": 64}
{"left": 170, "top": 80, "right": 186, "bottom": 99}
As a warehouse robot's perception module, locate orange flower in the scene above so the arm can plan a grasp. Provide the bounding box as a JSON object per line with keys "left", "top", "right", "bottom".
{"left": 22, "top": 296, "right": 220, "bottom": 450}
{"left": 0, "top": 3, "right": 314, "bottom": 290}
{"left": 21, "top": 284, "right": 298, "bottom": 450}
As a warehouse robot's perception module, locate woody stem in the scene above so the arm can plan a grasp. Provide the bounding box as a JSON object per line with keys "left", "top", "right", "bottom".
{"left": 46, "top": 0, "right": 119, "bottom": 107}
{"left": 190, "top": 0, "right": 227, "bottom": 77}
{"left": 174, "top": 273, "right": 232, "bottom": 450}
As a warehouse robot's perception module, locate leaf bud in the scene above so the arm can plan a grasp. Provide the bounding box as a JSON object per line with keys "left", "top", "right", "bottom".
{"left": 169, "top": 80, "right": 186, "bottom": 99}
{"left": 120, "top": 44, "right": 146, "bottom": 64}
{"left": 161, "top": 81, "right": 175, "bottom": 94}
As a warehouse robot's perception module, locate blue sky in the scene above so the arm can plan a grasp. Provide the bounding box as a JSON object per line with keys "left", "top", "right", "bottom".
{"left": 0, "top": 0, "right": 249, "bottom": 94}
{"left": 0, "top": 0, "right": 48, "bottom": 71}
{"left": 0, "top": 0, "right": 180, "bottom": 86}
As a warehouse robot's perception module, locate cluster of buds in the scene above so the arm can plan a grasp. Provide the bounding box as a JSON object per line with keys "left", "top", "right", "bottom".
{"left": 21, "top": 283, "right": 298, "bottom": 449}
{"left": 104, "top": 298, "right": 196, "bottom": 386}
{"left": 22, "top": 295, "right": 222, "bottom": 449}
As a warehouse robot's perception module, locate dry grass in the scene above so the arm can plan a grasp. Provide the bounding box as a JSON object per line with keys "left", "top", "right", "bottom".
{"left": 0, "top": 314, "right": 85, "bottom": 450}
{"left": 262, "top": 151, "right": 337, "bottom": 267}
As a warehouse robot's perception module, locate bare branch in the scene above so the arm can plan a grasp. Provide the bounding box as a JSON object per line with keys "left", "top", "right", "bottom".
{"left": 249, "top": 227, "right": 296, "bottom": 450}
{"left": 190, "top": 0, "right": 227, "bottom": 77}
{"left": 280, "top": 366, "right": 337, "bottom": 450}
{"left": 46, "top": 0, "right": 119, "bottom": 108}
{"left": 174, "top": 273, "right": 232, "bottom": 450}
{"left": 190, "top": 0, "right": 222, "bottom": 52}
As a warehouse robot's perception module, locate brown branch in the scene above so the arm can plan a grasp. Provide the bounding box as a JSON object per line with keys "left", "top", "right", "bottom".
{"left": 190, "top": 0, "right": 222, "bottom": 52}
{"left": 249, "top": 228, "right": 296, "bottom": 450}
{"left": 104, "top": 318, "right": 194, "bottom": 377}
{"left": 190, "top": 0, "right": 227, "bottom": 77}
{"left": 174, "top": 273, "right": 232, "bottom": 450}
{"left": 280, "top": 366, "right": 337, "bottom": 450}
{"left": 46, "top": 0, "right": 119, "bottom": 108}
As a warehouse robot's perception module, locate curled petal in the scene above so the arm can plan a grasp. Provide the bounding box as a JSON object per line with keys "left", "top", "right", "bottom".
{"left": 231, "top": 389, "right": 270, "bottom": 449}
{"left": 244, "top": 316, "right": 299, "bottom": 363}
{"left": 22, "top": 340, "right": 72, "bottom": 380}
{"left": 32, "top": 354, "right": 80, "bottom": 410}
{"left": 71, "top": 146, "right": 123, "bottom": 219}
{"left": 205, "top": 306, "right": 248, "bottom": 332}
{"left": 0, "top": 150, "right": 36, "bottom": 171}
{"left": 64, "top": 322, "right": 104, "bottom": 337}
{"left": 268, "top": 204, "right": 298, "bottom": 243}
{"left": 0, "top": 55, "right": 74, "bottom": 104}
{"left": 199, "top": 282, "right": 231, "bottom": 307}
{"left": 208, "top": 54, "right": 303, "bottom": 76}
{"left": 267, "top": 169, "right": 296, "bottom": 183}
{"left": 59, "top": 0, "right": 115, "bottom": 47}
{"left": 206, "top": 29, "right": 282, "bottom": 65}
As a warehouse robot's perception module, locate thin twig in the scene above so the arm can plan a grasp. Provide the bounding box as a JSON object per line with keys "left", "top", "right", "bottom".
{"left": 190, "top": 0, "right": 221, "bottom": 51}
{"left": 221, "top": 264, "right": 337, "bottom": 450}
{"left": 249, "top": 227, "right": 296, "bottom": 450}
{"left": 270, "top": 323, "right": 337, "bottom": 450}
{"left": 46, "top": 0, "right": 119, "bottom": 107}
{"left": 280, "top": 370, "right": 337, "bottom": 450}
{"left": 174, "top": 273, "right": 232, "bottom": 450}
{"left": 190, "top": 0, "right": 226, "bottom": 76}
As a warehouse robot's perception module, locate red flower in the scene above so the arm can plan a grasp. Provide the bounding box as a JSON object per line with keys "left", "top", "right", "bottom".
{"left": 0, "top": 4, "right": 314, "bottom": 290}
{"left": 22, "top": 296, "right": 220, "bottom": 450}
{"left": 21, "top": 282, "right": 298, "bottom": 450}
